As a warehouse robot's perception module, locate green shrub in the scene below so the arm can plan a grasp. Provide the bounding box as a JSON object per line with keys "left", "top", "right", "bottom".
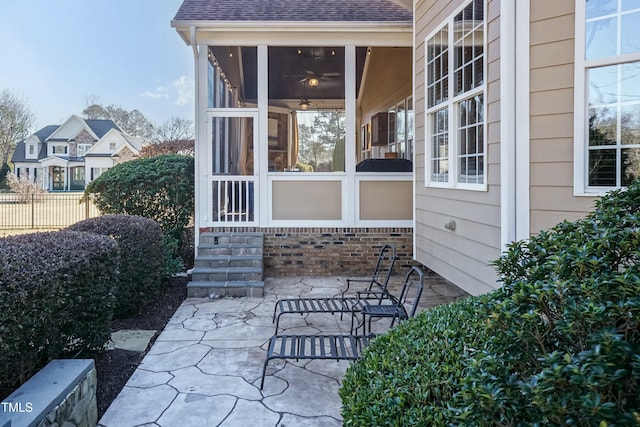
{"left": 454, "top": 183, "right": 640, "bottom": 425}
{"left": 341, "top": 180, "right": 640, "bottom": 426}
{"left": 84, "top": 154, "right": 194, "bottom": 265}
{"left": 0, "top": 231, "right": 118, "bottom": 399}
{"left": 340, "top": 295, "right": 490, "bottom": 426}
{"left": 67, "top": 214, "right": 169, "bottom": 318}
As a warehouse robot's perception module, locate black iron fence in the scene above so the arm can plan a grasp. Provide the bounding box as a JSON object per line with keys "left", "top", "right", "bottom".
{"left": 0, "top": 192, "right": 101, "bottom": 230}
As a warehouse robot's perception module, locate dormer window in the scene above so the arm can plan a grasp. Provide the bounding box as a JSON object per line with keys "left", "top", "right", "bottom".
{"left": 28, "top": 144, "right": 35, "bottom": 156}
{"left": 53, "top": 145, "right": 67, "bottom": 154}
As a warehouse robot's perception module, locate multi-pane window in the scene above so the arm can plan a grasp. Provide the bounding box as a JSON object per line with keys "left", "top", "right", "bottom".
{"left": 583, "top": 1, "right": 640, "bottom": 188}
{"left": 425, "top": 0, "right": 485, "bottom": 188}
{"left": 77, "top": 144, "right": 91, "bottom": 157}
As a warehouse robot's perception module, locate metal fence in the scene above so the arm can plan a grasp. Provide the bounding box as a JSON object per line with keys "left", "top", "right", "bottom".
{"left": 0, "top": 192, "right": 101, "bottom": 230}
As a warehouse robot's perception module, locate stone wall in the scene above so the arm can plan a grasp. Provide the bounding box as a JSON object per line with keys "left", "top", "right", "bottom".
{"left": 0, "top": 359, "right": 97, "bottom": 427}
{"left": 203, "top": 227, "right": 417, "bottom": 276}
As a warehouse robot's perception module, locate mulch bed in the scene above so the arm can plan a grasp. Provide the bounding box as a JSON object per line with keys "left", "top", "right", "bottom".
{"left": 94, "top": 276, "right": 188, "bottom": 418}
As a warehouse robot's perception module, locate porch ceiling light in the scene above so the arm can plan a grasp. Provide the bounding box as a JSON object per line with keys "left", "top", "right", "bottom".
{"left": 299, "top": 98, "right": 310, "bottom": 110}
{"left": 307, "top": 77, "right": 320, "bottom": 87}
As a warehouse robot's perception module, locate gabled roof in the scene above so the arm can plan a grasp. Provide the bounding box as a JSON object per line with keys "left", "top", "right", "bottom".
{"left": 173, "top": 0, "right": 412, "bottom": 22}
{"left": 11, "top": 126, "right": 58, "bottom": 163}
{"left": 86, "top": 120, "right": 122, "bottom": 139}
{"left": 34, "top": 125, "right": 60, "bottom": 142}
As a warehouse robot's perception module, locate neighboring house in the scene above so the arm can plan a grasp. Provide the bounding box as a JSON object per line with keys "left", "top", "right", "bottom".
{"left": 11, "top": 115, "right": 143, "bottom": 191}
{"left": 172, "top": 0, "right": 640, "bottom": 293}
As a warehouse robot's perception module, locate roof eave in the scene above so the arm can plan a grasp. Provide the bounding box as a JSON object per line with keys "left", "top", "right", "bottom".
{"left": 172, "top": 20, "right": 412, "bottom": 46}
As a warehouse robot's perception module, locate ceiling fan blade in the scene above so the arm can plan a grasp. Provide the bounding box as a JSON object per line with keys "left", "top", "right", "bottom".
{"left": 322, "top": 72, "right": 341, "bottom": 77}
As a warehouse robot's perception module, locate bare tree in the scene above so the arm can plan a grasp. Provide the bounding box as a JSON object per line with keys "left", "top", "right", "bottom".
{"left": 0, "top": 90, "right": 35, "bottom": 166}
{"left": 153, "top": 116, "right": 194, "bottom": 144}
{"left": 82, "top": 100, "right": 154, "bottom": 140}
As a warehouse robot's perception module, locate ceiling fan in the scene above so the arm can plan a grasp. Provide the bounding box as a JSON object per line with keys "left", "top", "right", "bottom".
{"left": 299, "top": 70, "right": 341, "bottom": 87}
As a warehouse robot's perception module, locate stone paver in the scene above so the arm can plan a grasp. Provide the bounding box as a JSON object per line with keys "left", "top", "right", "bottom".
{"left": 99, "top": 275, "right": 466, "bottom": 427}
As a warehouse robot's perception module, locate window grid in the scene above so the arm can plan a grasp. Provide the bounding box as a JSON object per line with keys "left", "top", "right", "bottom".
{"left": 431, "top": 108, "right": 449, "bottom": 183}
{"left": 426, "top": 27, "right": 449, "bottom": 109}
{"left": 457, "top": 94, "right": 484, "bottom": 184}
{"left": 425, "top": 0, "right": 485, "bottom": 188}
{"left": 582, "top": 0, "right": 640, "bottom": 190}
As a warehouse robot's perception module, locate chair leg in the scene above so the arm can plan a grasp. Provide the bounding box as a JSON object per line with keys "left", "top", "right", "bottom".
{"left": 260, "top": 358, "right": 269, "bottom": 390}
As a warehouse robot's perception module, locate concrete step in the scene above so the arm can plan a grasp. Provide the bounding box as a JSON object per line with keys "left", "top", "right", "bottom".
{"left": 187, "top": 280, "right": 264, "bottom": 298}
{"left": 191, "top": 266, "right": 263, "bottom": 282}
{"left": 194, "top": 254, "right": 263, "bottom": 269}
{"left": 200, "top": 232, "right": 264, "bottom": 246}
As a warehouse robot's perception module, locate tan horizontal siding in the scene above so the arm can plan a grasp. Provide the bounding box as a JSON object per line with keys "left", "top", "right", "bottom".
{"left": 528, "top": 1, "right": 597, "bottom": 233}
{"left": 414, "top": 0, "right": 501, "bottom": 296}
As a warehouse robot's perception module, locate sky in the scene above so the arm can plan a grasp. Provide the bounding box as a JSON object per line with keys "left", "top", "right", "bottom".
{"left": 0, "top": 0, "right": 194, "bottom": 131}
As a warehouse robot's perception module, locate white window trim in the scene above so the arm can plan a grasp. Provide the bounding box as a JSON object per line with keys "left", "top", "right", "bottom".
{"left": 574, "top": 1, "right": 640, "bottom": 195}
{"left": 424, "top": 0, "right": 487, "bottom": 191}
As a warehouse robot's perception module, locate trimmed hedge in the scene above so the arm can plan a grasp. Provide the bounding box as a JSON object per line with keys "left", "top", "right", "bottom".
{"left": 0, "top": 231, "right": 119, "bottom": 399}
{"left": 340, "top": 180, "right": 640, "bottom": 426}
{"left": 67, "top": 214, "right": 168, "bottom": 318}
{"left": 340, "top": 294, "right": 490, "bottom": 426}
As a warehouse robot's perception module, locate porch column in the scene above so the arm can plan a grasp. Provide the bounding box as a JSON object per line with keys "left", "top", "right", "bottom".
{"left": 345, "top": 45, "right": 356, "bottom": 226}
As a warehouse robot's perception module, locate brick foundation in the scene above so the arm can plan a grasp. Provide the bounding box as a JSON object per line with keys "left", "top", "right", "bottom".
{"left": 201, "top": 226, "right": 417, "bottom": 276}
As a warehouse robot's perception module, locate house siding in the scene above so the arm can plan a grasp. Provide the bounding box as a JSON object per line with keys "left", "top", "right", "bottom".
{"left": 529, "top": 0, "right": 595, "bottom": 233}
{"left": 414, "top": 0, "right": 501, "bottom": 296}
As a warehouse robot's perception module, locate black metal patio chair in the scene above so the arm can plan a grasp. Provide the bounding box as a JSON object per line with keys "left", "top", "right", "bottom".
{"left": 271, "top": 244, "right": 397, "bottom": 332}
{"left": 352, "top": 265, "right": 424, "bottom": 337}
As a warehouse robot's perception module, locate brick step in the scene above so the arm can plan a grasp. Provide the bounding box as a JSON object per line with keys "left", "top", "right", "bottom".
{"left": 200, "top": 232, "right": 263, "bottom": 246}
{"left": 191, "top": 266, "right": 263, "bottom": 282}
{"left": 194, "top": 254, "right": 263, "bottom": 269}
{"left": 198, "top": 243, "right": 263, "bottom": 256}
{"left": 187, "top": 280, "right": 264, "bottom": 298}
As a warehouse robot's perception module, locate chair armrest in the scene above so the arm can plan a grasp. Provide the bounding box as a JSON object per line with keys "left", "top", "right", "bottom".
{"left": 342, "top": 278, "right": 375, "bottom": 297}
{"left": 355, "top": 290, "right": 396, "bottom": 305}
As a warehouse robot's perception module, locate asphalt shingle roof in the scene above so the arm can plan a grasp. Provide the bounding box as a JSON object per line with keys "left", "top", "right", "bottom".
{"left": 86, "top": 120, "right": 122, "bottom": 139}
{"left": 173, "top": 0, "right": 412, "bottom": 22}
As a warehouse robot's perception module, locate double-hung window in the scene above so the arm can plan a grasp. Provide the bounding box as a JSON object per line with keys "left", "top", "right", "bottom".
{"left": 425, "top": 0, "right": 485, "bottom": 189}
{"left": 577, "top": 1, "right": 640, "bottom": 191}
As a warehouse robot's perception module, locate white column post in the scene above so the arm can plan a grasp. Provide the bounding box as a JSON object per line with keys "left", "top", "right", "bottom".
{"left": 345, "top": 45, "right": 356, "bottom": 226}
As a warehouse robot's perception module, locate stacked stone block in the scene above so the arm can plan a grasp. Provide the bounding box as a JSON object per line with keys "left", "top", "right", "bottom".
{"left": 188, "top": 232, "right": 264, "bottom": 297}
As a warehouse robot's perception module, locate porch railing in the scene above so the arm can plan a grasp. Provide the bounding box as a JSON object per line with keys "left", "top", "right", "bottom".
{"left": 210, "top": 176, "right": 255, "bottom": 224}
{"left": 0, "top": 193, "right": 100, "bottom": 230}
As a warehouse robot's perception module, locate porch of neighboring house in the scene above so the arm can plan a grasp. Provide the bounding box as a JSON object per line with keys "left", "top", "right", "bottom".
{"left": 37, "top": 158, "right": 86, "bottom": 191}
{"left": 178, "top": 20, "right": 416, "bottom": 277}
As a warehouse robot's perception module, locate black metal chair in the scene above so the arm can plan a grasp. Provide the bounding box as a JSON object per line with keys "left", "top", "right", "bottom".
{"left": 272, "top": 244, "right": 397, "bottom": 332}
{"left": 352, "top": 266, "right": 424, "bottom": 337}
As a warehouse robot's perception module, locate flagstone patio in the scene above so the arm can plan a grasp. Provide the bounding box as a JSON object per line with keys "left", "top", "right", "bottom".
{"left": 98, "top": 274, "right": 467, "bottom": 427}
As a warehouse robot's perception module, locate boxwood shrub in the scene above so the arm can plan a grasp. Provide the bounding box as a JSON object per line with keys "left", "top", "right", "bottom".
{"left": 0, "top": 231, "right": 119, "bottom": 399}
{"left": 67, "top": 214, "right": 169, "bottom": 318}
{"left": 340, "top": 294, "right": 491, "bottom": 426}
{"left": 340, "top": 180, "right": 640, "bottom": 426}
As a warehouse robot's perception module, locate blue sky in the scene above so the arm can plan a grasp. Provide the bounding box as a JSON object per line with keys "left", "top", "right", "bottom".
{"left": 0, "top": 0, "right": 194, "bottom": 131}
